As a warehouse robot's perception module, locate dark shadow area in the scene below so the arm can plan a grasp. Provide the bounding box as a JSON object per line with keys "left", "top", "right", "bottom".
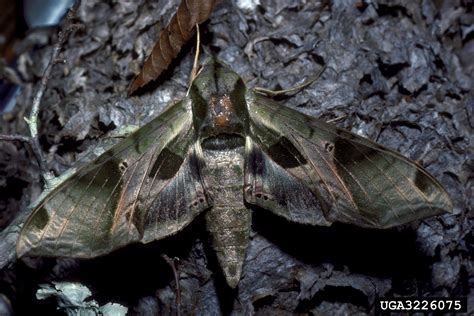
{"left": 201, "top": 232, "right": 237, "bottom": 316}
{"left": 295, "top": 285, "right": 370, "bottom": 312}
{"left": 11, "top": 215, "right": 208, "bottom": 315}
{"left": 76, "top": 218, "right": 206, "bottom": 305}
{"left": 252, "top": 207, "right": 433, "bottom": 283}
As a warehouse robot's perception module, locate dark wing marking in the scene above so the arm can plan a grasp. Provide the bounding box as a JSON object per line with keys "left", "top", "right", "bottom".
{"left": 17, "top": 99, "right": 210, "bottom": 258}
{"left": 244, "top": 138, "right": 331, "bottom": 226}
{"left": 245, "top": 92, "right": 452, "bottom": 228}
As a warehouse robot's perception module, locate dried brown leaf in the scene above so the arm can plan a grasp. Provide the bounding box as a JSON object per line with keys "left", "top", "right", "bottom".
{"left": 128, "top": 0, "right": 216, "bottom": 95}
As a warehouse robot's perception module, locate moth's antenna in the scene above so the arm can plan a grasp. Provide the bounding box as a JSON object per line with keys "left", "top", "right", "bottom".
{"left": 254, "top": 64, "right": 327, "bottom": 97}
{"left": 187, "top": 24, "right": 201, "bottom": 96}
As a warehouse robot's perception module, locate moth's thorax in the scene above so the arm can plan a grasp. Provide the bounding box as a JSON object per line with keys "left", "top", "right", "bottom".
{"left": 197, "top": 93, "right": 247, "bottom": 149}
{"left": 190, "top": 59, "right": 249, "bottom": 149}
{"left": 209, "top": 95, "right": 236, "bottom": 129}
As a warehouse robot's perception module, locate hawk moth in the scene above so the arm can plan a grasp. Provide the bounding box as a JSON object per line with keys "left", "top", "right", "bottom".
{"left": 17, "top": 58, "right": 453, "bottom": 288}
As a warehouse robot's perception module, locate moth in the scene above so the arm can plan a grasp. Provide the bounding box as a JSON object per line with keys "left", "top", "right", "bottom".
{"left": 17, "top": 58, "right": 453, "bottom": 288}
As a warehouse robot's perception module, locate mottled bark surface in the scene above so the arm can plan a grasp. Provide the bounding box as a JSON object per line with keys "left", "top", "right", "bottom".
{"left": 0, "top": 0, "right": 472, "bottom": 314}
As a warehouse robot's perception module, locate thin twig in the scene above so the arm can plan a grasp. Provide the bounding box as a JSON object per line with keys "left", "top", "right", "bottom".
{"left": 162, "top": 254, "right": 182, "bottom": 316}
{"left": 0, "top": 0, "right": 84, "bottom": 184}
{"left": 26, "top": 1, "right": 83, "bottom": 182}
{"left": 0, "top": 134, "right": 31, "bottom": 143}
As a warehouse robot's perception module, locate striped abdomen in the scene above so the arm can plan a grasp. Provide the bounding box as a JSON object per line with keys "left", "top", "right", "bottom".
{"left": 201, "top": 141, "right": 251, "bottom": 288}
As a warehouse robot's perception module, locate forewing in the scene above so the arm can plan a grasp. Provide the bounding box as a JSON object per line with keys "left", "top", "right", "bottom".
{"left": 17, "top": 99, "right": 210, "bottom": 258}
{"left": 245, "top": 92, "right": 452, "bottom": 228}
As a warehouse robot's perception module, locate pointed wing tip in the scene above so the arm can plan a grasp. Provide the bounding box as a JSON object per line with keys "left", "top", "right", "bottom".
{"left": 431, "top": 182, "right": 454, "bottom": 214}
{"left": 442, "top": 195, "right": 454, "bottom": 214}
{"left": 16, "top": 236, "right": 30, "bottom": 259}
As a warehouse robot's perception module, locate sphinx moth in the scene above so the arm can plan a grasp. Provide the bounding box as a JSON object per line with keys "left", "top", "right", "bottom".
{"left": 17, "top": 58, "right": 452, "bottom": 288}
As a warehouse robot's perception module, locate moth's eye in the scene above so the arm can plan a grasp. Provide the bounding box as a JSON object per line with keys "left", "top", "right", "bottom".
{"left": 324, "top": 142, "right": 334, "bottom": 153}
{"left": 119, "top": 161, "right": 128, "bottom": 172}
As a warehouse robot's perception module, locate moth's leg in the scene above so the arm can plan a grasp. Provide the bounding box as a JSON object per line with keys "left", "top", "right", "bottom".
{"left": 253, "top": 64, "right": 327, "bottom": 97}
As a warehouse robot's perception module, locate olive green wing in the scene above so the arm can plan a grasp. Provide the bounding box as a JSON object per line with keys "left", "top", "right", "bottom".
{"left": 17, "top": 99, "right": 210, "bottom": 258}
{"left": 244, "top": 92, "right": 452, "bottom": 228}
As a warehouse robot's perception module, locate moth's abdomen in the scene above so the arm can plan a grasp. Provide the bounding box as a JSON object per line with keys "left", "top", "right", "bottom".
{"left": 201, "top": 144, "right": 251, "bottom": 288}
{"left": 205, "top": 204, "right": 251, "bottom": 288}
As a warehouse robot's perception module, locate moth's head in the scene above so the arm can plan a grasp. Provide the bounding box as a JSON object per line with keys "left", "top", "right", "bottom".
{"left": 189, "top": 58, "right": 249, "bottom": 147}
